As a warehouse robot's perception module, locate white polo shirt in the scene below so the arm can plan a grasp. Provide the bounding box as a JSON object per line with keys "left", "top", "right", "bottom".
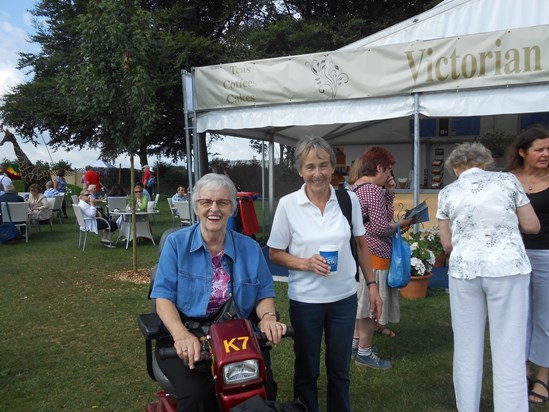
{"left": 268, "top": 184, "right": 365, "bottom": 303}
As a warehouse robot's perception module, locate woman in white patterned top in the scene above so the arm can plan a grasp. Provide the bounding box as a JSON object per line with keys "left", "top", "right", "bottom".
{"left": 437, "top": 142, "right": 540, "bottom": 412}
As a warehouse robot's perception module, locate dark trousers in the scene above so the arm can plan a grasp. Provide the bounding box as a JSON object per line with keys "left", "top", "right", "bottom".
{"left": 290, "top": 293, "right": 357, "bottom": 412}
{"left": 155, "top": 338, "right": 219, "bottom": 412}
{"left": 96, "top": 218, "right": 117, "bottom": 232}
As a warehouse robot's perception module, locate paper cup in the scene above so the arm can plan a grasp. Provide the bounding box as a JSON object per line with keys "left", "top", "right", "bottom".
{"left": 319, "top": 245, "right": 339, "bottom": 274}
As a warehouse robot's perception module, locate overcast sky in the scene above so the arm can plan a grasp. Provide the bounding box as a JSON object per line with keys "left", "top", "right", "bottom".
{"left": 0, "top": 0, "right": 259, "bottom": 169}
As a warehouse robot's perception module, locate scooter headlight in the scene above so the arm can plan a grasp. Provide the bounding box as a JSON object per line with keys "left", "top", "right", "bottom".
{"left": 222, "top": 360, "right": 259, "bottom": 385}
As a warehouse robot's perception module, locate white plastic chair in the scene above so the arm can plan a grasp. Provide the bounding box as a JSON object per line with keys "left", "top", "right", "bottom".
{"left": 72, "top": 204, "right": 113, "bottom": 251}
{"left": 107, "top": 196, "right": 128, "bottom": 219}
{"left": 173, "top": 201, "right": 192, "bottom": 226}
{"left": 1, "top": 202, "right": 29, "bottom": 243}
{"left": 167, "top": 198, "right": 178, "bottom": 227}
{"left": 50, "top": 195, "right": 64, "bottom": 224}
{"left": 149, "top": 194, "right": 160, "bottom": 222}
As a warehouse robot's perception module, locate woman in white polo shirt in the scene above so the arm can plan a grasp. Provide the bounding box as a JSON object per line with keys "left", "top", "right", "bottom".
{"left": 268, "top": 135, "right": 381, "bottom": 412}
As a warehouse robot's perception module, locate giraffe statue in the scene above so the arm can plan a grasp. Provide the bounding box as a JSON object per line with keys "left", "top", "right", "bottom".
{"left": 0, "top": 128, "right": 52, "bottom": 191}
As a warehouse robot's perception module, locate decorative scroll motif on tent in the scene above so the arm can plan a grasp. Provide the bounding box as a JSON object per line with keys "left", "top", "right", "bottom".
{"left": 307, "top": 55, "right": 349, "bottom": 99}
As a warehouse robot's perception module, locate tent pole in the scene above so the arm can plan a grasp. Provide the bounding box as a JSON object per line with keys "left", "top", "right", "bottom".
{"left": 182, "top": 69, "right": 196, "bottom": 223}
{"left": 261, "top": 138, "right": 266, "bottom": 238}
{"left": 413, "top": 93, "right": 420, "bottom": 232}
{"left": 268, "top": 135, "right": 274, "bottom": 229}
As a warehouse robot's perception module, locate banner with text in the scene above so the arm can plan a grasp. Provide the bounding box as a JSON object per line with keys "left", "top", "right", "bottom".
{"left": 194, "top": 24, "right": 549, "bottom": 111}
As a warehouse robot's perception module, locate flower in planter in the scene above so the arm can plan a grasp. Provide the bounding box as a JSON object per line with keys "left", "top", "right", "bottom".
{"left": 406, "top": 231, "right": 436, "bottom": 276}
{"left": 421, "top": 225, "right": 444, "bottom": 257}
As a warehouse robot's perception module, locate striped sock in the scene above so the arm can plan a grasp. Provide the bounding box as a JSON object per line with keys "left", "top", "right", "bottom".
{"left": 357, "top": 345, "right": 373, "bottom": 357}
{"left": 352, "top": 337, "right": 359, "bottom": 351}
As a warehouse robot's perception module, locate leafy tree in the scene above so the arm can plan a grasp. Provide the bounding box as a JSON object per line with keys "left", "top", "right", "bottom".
{"left": 58, "top": 0, "right": 163, "bottom": 270}
{"left": 1, "top": 0, "right": 444, "bottom": 170}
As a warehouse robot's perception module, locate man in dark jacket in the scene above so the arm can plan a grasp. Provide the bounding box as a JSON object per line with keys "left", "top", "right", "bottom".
{"left": 0, "top": 184, "right": 24, "bottom": 203}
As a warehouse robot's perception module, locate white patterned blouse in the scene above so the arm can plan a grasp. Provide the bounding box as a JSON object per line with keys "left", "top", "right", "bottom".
{"left": 436, "top": 167, "right": 532, "bottom": 280}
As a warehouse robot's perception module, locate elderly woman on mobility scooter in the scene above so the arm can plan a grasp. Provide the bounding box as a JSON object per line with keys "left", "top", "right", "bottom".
{"left": 151, "top": 173, "right": 287, "bottom": 412}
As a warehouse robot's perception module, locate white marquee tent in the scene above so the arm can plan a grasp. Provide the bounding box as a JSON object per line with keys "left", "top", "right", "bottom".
{"left": 190, "top": 0, "right": 549, "bottom": 214}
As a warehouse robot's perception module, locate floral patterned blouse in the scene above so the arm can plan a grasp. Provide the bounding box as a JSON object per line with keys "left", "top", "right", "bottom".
{"left": 206, "top": 250, "right": 230, "bottom": 315}
{"left": 436, "top": 168, "right": 531, "bottom": 279}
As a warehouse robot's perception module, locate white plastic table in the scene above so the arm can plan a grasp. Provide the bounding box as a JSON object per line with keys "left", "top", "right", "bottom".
{"left": 116, "top": 210, "right": 159, "bottom": 249}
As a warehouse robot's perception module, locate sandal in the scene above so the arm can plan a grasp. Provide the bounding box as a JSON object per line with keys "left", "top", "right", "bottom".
{"left": 374, "top": 323, "right": 396, "bottom": 338}
{"left": 529, "top": 379, "right": 549, "bottom": 404}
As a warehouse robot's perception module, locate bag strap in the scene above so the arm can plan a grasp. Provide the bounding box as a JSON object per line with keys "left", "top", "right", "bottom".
{"left": 335, "top": 190, "right": 360, "bottom": 281}
{"left": 4, "top": 202, "right": 14, "bottom": 223}
{"left": 335, "top": 189, "right": 352, "bottom": 229}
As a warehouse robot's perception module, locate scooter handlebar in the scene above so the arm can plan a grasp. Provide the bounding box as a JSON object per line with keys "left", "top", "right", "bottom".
{"left": 158, "top": 347, "right": 177, "bottom": 360}
{"left": 158, "top": 348, "right": 212, "bottom": 364}
{"left": 257, "top": 324, "right": 295, "bottom": 343}
{"left": 159, "top": 326, "right": 295, "bottom": 360}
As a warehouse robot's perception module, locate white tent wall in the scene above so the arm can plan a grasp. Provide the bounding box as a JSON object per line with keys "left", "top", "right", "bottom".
{"left": 192, "top": 0, "right": 549, "bottom": 224}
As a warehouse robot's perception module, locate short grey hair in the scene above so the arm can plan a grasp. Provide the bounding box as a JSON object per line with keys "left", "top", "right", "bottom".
{"left": 445, "top": 142, "right": 493, "bottom": 176}
{"left": 191, "top": 173, "right": 238, "bottom": 214}
{"left": 294, "top": 135, "right": 335, "bottom": 171}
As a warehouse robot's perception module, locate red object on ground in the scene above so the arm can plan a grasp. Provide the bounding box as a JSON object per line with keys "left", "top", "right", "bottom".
{"left": 237, "top": 192, "right": 259, "bottom": 236}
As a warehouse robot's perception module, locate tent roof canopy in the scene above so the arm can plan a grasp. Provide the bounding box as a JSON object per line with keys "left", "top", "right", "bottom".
{"left": 194, "top": 0, "right": 549, "bottom": 147}
{"left": 89, "top": 159, "right": 115, "bottom": 169}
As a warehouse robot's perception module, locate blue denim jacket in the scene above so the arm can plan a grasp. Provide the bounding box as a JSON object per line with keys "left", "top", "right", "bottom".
{"left": 151, "top": 224, "right": 275, "bottom": 319}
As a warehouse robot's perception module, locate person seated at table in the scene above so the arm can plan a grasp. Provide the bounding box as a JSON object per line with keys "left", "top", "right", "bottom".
{"left": 151, "top": 173, "right": 287, "bottom": 411}
{"left": 107, "top": 183, "right": 127, "bottom": 197}
{"left": 44, "top": 181, "right": 59, "bottom": 198}
{"left": 78, "top": 190, "right": 118, "bottom": 246}
{"left": 171, "top": 186, "right": 188, "bottom": 203}
{"left": 0, "top": 184, "right": 24, "bottom": 221}
{"left": 28, "top": 183, "right": 51, "bottom": 224}
{"left": 0, "top": 184, "right": 24, "bottom": 203}
{"left": 135, "top": 182, "right": 151, "bottom": 201}
{"left": 128, "top": 184, "right": 148, "bottom": 212}
{"left": 171, "top": 186, "right": 188, "bottom": 218}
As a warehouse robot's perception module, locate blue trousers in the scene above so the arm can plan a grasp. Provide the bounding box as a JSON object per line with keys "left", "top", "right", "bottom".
{"left": 290, "top": 293, "right": 357, "bottom": 412}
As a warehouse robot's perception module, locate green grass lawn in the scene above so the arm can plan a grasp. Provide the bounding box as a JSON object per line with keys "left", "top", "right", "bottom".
{"left": 0, "top": 188, "right": 499, "bottom": 411}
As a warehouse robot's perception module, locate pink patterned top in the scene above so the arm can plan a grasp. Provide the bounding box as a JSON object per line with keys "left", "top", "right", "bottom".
{"left": 351, "top": 183, "right": 395, "bottom": 259}
{"left": 206, "top": 250, "right": 230, "bottom": 315}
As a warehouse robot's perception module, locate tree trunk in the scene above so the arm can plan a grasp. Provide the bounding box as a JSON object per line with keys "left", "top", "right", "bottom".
{"left": 138, "top": 142, "right": 148, "bottom": 169}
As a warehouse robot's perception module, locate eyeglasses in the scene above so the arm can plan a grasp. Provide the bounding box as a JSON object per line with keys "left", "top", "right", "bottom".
{"left": 134, "top": 190, "right": 143, "bottom": 193}
{"left": 197, "top": 199, "right": 232, "bottom": 208}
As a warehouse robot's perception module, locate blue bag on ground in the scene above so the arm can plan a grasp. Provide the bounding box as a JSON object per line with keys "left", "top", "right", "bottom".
{"left": 387, "top": 223, "right": 411, "bottom": 288}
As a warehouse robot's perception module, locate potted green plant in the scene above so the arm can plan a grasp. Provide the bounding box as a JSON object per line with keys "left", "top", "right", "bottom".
{"left": 400, "top": 230, "right": 436, "bottom": 299}
{"left": 422, "top": 225, "right": 445, "bottom": 267}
